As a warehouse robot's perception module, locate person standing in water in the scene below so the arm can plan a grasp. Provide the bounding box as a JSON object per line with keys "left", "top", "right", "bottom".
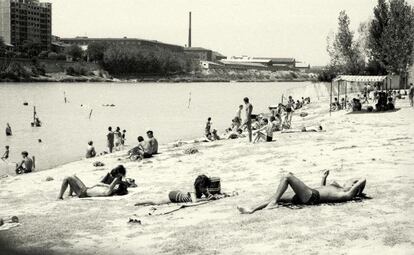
{"left": 107, "top": 127, "right": 114, "bottom": 153}
{"left": 1, "top": 146, "right": 9, "bottom": 162}
{"left": 5, "top": 123, "right": 12, "bottom": 136}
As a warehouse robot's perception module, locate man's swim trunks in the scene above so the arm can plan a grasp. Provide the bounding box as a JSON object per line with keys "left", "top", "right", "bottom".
{"left": 291, "top": 189, "right": 320, "bottom": 205}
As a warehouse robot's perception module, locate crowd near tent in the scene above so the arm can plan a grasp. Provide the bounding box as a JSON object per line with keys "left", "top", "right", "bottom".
{"left": 330, "top": 75, "right": 390, "bottom": 113}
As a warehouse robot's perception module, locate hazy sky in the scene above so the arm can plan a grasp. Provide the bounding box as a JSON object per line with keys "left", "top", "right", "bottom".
{"left": 48, "top": 0, "right": 414, "bottom": 66}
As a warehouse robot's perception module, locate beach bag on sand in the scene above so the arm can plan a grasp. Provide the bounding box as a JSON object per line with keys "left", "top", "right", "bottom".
{"left": 208, "top": 177, "right": 221, "bottom": 195}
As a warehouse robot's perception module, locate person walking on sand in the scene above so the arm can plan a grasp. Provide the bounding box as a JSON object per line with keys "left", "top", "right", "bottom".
{"left": 408, "top": 83, "right": 414, "bottom": 107}
{"left": 5, "top": 123, "right": 12, "bottom": 136}
{"left": 1, "top": 146, "right": 9, "bottom": 162}
{"left": 86, "top": 141, "right": 96, "bottom": 158}
{"left": 243, "top": 97, "right": 253, "bottom": 142}
{"left": 237, "top": 170, "right": 366, "bottom": 214}
{"left": 107, "top": 126, "right": 114, "bottom": 153}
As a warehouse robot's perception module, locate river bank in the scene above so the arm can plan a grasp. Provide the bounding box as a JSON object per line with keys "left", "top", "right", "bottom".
{"left": 0, "top": 64, "right": 317, "bottom": 83}
{"left": 0, "top": 95, "right": 413, "bottom": 254}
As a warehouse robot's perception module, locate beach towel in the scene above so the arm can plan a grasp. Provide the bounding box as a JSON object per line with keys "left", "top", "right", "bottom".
{"left": 0, "top": 222, "right": 20, "bottom": 231}
{"left": 275, "top": 195, "right": 372, "bottom": 210}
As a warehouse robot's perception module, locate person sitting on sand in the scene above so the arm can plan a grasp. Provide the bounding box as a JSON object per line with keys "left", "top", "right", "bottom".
{"left": 227, "top": 129, "right": 246, "bottom": 139}
{"left": 57, "top": 175, "right": 123, "bottom": 200}
{"left": 146, "top": 130, "right": 158, "bottom": 154}
{"left": 15, "top": 151, "right": 33, "bottom": 174}
{"left": 237, "top": 170, "right": 366, "bottom": 214}
{"left": 272, "top": 114, "right": 282, "bottom": 131}
{"left": 253, "top": 117, "right": 275, "bottom": 143}
{"left": 86, "top": 141, "right": 96, "bottom": 158}
{"left": 1, "top": 145, "right": 9, "bottom": 162}
{"left": 134, "top": 175, "right": 221, "bottom": 206}
{"left": 211, "top": 129, "right": 220, "bottom": 140}
{"left": 386, "top": 97, "right": 395, "bottom": 110}
{"left": 128, "top": 136, "right": 152, "bottom": 160}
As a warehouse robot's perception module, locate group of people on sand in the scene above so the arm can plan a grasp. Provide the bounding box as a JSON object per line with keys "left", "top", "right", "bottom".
{"left": 332, "top": 84, "right": 412, "bottom": 112}
{"left": 106, "top": 126, "right": 126, "bottom": 153}
{"left": 57, "top": 163, "right": 368, "bottom": 216}
{"left": 127, "top": 130, "right": 158, "bottom": 160}
{"left": 217, "top": 95, "right": 312, "bottom": 143}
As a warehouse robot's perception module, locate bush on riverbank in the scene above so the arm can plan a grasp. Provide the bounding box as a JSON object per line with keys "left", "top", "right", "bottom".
{"left": 102, "top": 45, "right": 195, "bottom": 75}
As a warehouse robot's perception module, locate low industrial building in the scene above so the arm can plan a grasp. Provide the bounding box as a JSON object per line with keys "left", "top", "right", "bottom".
{"left": 59, "top": 37, "right": 184, "bottom": 53}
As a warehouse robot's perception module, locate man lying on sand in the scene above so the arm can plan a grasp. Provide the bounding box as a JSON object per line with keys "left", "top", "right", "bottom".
{"left": 237, "top": 170, "right": 366, "bottom": 214}
{"left": 281, "top": 125, "right": 324, "bottom": 133}
{"left": 57, "top": 174, "right": 124, "bottom": 200}
{"left": 135, "top": 175, "right": 224, "bottom": 206}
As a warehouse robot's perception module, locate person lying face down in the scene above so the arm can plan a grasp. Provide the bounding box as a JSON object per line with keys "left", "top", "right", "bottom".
{"left": 134, "top": 175, "right": 218, "bottom": 206}
{"left": 57, "top": 165, "right": 127, "bottom": 200}
{"left": 237, "top": 170, "right": 366, "bottom": 214}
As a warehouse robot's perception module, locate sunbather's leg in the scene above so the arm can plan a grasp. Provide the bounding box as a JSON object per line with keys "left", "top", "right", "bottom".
{"left": 238, "top": 173, "right": 313, "bottom": 214}
{"left": 58, "top": 176, "right": 87, "bottom": 199}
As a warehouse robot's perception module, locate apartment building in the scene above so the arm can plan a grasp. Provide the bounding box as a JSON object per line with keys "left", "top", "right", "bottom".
{"left": 0, "top": 0, "right": 52, "bottom": 51}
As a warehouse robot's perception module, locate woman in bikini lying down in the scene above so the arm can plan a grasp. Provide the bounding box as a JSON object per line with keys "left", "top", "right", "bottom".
{"left": 57, "top": 174, "right": 124, "bottom": 200}
{"left": 237, "top": 170, "right": 366, "bottom": 214}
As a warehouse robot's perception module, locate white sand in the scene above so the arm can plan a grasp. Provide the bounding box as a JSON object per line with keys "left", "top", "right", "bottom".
{"left": 0, "top": 96, "right": 413, "bottom": 255}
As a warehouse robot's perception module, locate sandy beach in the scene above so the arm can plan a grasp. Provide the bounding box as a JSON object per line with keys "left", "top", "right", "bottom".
{"left": 0, "top": 96, "right": 413, "bottom": 255}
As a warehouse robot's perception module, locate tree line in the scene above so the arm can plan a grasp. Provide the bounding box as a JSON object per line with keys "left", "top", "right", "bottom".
{"left": 321, "top": 0, "right": 414, "bottom": 81}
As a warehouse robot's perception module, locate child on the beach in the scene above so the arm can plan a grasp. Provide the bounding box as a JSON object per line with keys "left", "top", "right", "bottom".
{"left": 134, "top": 175, "right": 221, "bottom": 206}
{"left": 1, "top": 146, "right": 9, "bottom": 161}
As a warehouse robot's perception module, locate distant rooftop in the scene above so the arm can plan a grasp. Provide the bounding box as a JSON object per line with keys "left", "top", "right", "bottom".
{"left": 184, "top": 47, "right": 212, "bottom": 52}
{"left": 60, "top": 37, "right": 183, "bottom": 48}
{"left": 252, "top": 57, "right": 296, "bottom": 63}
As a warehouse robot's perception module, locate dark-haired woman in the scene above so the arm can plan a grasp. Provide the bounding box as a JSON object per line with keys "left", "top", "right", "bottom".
{"left": 134, "top": 175, "right": 216, "bottom": 206}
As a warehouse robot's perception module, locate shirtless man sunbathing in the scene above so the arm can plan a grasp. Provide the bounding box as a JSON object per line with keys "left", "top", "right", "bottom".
{"left": 57, "top": 175, "right": 122, "bottom": 200}
{"left": 237, "top": 170, "right": 366, "bottom": 214}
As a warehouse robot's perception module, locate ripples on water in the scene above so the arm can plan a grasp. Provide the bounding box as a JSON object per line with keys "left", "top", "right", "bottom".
{"left": 0, "top": 81, "right": 330, "bottom": 173}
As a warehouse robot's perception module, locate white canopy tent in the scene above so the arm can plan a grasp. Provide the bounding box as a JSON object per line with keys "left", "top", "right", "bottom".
{"left": 330, "top": 75, "right": 390, "bottom": 114}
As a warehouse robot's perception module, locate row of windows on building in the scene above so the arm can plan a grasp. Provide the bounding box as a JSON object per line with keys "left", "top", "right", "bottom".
{"left": 11, "top": 3, "right": 51, "bottom": 11}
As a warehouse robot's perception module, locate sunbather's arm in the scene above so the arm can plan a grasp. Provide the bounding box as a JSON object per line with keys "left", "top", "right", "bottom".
{"left": 105, "top": 177, "right": 122, "bottom": 196}
{"left": 321, "top": 170, "right": 329, "bottom": 186}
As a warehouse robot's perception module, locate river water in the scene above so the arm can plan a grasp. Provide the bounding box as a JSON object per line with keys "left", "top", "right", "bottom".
{"left": 0, "top": 81, "right": 329, "bottom": 174}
